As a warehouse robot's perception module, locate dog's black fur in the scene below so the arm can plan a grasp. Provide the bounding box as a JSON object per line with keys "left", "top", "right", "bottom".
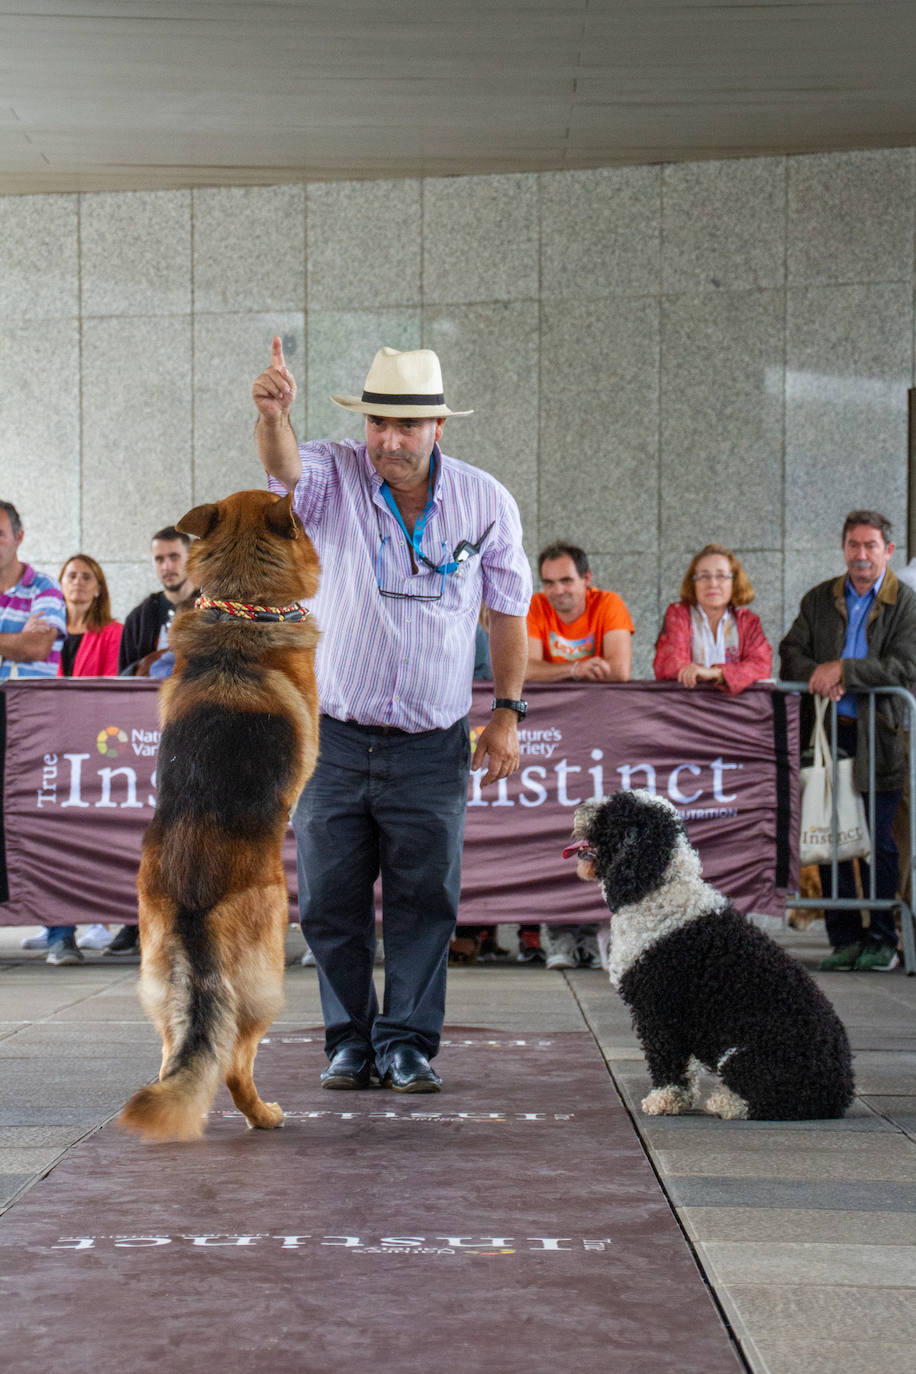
{"left": 581, "top": 790, "right": 855, "bottom": 1121}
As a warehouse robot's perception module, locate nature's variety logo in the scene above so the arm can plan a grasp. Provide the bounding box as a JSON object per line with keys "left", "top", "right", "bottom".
{"left": 96, "top": 725, "right": 128, "bottom": 758}
{"left": 469, "top": 724, "right": 486, "bottom": 751}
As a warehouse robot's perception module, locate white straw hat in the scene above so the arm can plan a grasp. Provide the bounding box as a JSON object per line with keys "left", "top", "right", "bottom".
{"left": 330, "top": 346, "right": 472, "bottom": 418}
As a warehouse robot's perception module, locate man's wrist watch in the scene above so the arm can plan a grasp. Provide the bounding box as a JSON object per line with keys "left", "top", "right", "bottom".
{"left": 491, "top": 697, "right": 528, "bottom": 720}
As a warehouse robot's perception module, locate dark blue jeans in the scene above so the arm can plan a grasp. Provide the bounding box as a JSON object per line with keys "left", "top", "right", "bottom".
{"left": 819, "top": 720, "right": 901, "bottom": 948}
{"left": 293, "top": 715, "right": 470, "bottom": 1074}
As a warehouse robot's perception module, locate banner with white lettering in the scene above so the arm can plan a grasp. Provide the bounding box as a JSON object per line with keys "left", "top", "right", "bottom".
{"left": 0, "top": 679, "right": 798, "bottom": 925}
{"left": 463, "top": 680, "right": 798, "bottom": 921}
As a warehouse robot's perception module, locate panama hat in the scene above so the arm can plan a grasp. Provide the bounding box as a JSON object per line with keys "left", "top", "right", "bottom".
{"left": 330, "top": 346, "right": 472, "bottom": 418}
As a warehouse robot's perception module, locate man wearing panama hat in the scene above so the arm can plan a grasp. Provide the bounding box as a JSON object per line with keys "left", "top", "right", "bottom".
{"left": 252, "top": 338, "right": 531, "bottom": 1093}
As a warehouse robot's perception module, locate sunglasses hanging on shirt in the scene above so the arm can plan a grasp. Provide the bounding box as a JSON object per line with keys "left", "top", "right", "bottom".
{"left": 374, "top": 451, "right": 494, "bottom": 597}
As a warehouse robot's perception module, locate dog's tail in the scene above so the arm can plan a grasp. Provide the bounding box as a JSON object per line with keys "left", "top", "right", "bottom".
{"left": 119, "top": 907, "right": 236, "bottom": 1143}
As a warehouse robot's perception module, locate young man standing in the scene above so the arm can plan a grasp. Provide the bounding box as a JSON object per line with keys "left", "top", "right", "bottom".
{"left": 526, "top": 541, "right": 633, "bottom": 683}
{"left": 118, "top": 526, "right": 196, "bottom": 675}
{"left": 522, "top": 541, "right": 634, "bottom": 968}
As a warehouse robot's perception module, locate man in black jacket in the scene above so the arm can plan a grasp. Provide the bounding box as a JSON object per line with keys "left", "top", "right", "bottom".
{"left": 117, "top": 526, "right": 196, "bottom": 675}
{"left": 107, "top": 525, "right": 197, "bottom": 956}
{"left": 780, "top": 510, "right": 916, "bottom": 972}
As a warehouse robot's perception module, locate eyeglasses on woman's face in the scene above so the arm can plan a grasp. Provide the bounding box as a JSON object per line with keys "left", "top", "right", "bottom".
{"left": 693, "top": 571, "right": 733, "bottom": 583}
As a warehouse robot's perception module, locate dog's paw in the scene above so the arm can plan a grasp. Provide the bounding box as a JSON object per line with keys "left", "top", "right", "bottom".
{"left": 641, "top": 1085, "right": 694, "bottom": 1116}
{"left": 245, "top": 1101, "right": 285, "bottom": 1130}
{"left": 704, "top": 1088, "right": 749, "bottom": 1120}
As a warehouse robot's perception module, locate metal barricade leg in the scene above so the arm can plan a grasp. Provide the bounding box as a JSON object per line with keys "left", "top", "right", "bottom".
{"left": 779, "top": 681, "right": 916, "bottom": 975}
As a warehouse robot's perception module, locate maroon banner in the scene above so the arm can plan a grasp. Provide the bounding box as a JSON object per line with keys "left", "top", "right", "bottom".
{"left": 0, "top": 680, "right": 798, "bottom": 927}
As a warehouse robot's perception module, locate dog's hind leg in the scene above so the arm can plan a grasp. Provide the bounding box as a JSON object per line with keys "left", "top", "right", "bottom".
{"left": 225, "top": 926, "right": 286, "bottom": 1130}
{"left": 226, "top": 1017, "right": 284, "bottom": 1130}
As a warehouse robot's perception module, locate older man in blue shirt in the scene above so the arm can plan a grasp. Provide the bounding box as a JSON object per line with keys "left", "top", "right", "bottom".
{"left": 781, "top": 510, "right": 916, "bottom": 971}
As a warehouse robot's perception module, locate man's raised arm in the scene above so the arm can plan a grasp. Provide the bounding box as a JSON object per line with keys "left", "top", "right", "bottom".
{"left": 252, "top": 335, "right": 303, "bottom": 491}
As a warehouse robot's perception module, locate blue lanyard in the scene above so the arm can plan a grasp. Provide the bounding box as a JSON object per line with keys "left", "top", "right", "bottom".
{"left": 378, "top": 448, "right": 459, "bottom": 575}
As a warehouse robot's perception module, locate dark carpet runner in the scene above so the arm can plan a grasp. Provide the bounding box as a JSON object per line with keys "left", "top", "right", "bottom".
{"left": 0, "top": 1030, "right": 742, "bottom": 1373}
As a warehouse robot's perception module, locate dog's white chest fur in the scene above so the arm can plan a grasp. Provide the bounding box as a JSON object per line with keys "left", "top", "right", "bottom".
{"left": 605, "top": 837, "right": 727, "bottom": 987}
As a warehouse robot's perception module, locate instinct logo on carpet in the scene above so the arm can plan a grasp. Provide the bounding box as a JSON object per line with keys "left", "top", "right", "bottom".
{"left": 51, "top": 1233, "right": 617, "bottom": 1256}
{"left": 259, "top": 1036, "right": 558, "bottom": 1049}
{"left": 210, "top": 1109, "right": 576, "bottom": 1123}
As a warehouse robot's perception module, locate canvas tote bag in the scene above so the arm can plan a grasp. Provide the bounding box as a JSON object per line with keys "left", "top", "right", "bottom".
{"left": 799, "top": 697, "right": 871, "bottom": 864}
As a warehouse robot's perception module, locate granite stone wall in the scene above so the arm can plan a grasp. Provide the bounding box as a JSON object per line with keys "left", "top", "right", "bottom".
{"left": 1, "top": 148, "right": 913, "bottom": 676}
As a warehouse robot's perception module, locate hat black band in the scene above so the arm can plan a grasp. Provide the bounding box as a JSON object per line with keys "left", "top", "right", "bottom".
{"left": 361, "top": 390, "right": 446, "bottom": 406}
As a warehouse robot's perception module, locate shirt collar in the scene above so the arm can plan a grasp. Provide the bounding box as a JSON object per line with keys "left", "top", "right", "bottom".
{"left": 845, "top": 569, "right": 885, "bottom": 602}
{"left": 696, "top": 604, "right": 734, "bottom": 630}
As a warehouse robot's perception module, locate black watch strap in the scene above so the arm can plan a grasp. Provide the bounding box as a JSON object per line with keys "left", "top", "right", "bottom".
{"left": 491, "top": 697, "right": 528, "bottom": 719}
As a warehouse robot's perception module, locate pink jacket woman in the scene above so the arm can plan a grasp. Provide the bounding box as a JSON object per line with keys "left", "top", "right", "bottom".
{"left": 653, "top": 544, "right": 773, "bottom": 695}
{"left": 58, "top": 620, "right": 122, "bottom": 677}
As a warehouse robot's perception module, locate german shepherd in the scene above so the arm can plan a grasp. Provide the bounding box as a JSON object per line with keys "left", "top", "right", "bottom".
{"left": 119, "top": 489, "right": 320, "bottom": 1142}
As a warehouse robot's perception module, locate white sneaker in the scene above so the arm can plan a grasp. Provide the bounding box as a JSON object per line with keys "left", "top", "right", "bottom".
{"left": 542, "top": 926, "right": 579, "bottom": 970}
{"left": 47, "top": 939, "right": 84, "bottom": 966}
{"left": 20, "top": 929, "right": 49, "bottom": 950}
{"left": 301, "top": 948, "right": 317, "bottom": 967}
{"left": 77, "top": 923, "right": 113, "bottom": 950}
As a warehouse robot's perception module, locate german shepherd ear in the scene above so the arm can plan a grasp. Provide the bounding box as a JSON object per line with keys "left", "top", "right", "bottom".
{"left": 177, "top": 503, "right": 220, "bottom": 539}
{"left": 264, "top": 492, "right": 299, "bottom": 540}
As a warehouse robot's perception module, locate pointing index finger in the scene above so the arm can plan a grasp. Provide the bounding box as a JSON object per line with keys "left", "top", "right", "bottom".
{"left": 271, "top": 334, "right": 286, "bottom": 371}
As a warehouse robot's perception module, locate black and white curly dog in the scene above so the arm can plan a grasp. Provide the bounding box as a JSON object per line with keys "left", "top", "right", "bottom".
{"left": 574, "top": 790, "right": 854, "bottom": 1120}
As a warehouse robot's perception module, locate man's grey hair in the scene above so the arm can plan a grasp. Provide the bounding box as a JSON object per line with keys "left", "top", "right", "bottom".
{"left": 0, "top": 501, "right": 22, "bottom": 538}
{"left": 842, "top": 510, "right": 893, "bottom": 545}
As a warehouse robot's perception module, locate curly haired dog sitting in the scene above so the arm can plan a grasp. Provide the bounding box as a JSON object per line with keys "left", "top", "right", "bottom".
{"left": 569, "top": 790, "right": 854, "bottom": 1120}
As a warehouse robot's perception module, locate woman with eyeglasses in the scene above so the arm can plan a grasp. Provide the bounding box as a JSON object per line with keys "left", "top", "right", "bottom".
{"left": 653, "top": 543, "right": 772, "bottom": 693}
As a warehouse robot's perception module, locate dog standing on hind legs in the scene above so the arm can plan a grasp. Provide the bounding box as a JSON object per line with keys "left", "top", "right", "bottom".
{"left": 568, "top": 790, "right": 854, "bottom": 1121}
{"left": 119, "top": 489, "right": 320, "bottom": 1143}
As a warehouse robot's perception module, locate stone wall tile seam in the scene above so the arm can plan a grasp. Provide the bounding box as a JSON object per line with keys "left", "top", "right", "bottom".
{"left": 76, "top": 311, "right": 195, "bottom": 322}
{"left": 302, "top": 181, "right": 310, "bottom": 437}
{"left": 655, "top": 162, "right": 667, "bottom": 624}
{"left": 534, "top": 173, "right": 543, "bottom": 543}
{"left": 778, "top": 157, "right": 790, "bottom": 638}
{"left": 419, "top": 294, "right": 542, "bottom": 309}
{"left": 76, "top": 192, "right": 84, "bottom": 551}
{"left": 911, "top": 152, "right": 916, "bottom": 387}
{"left": 189, "top": 189, "right": 197, "bottom": 503}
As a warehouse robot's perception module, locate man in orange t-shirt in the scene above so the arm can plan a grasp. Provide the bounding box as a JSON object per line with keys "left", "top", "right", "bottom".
{"left": 521, "top": 542, "right": 634, "bottom": 970}
{"left": 526, "top": 541, "right": 634, "bottom": 682}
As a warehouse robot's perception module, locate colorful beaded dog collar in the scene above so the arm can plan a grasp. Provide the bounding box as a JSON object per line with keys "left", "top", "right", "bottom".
{"left": 195, "top": 595, "right": 310, "bottom": 623}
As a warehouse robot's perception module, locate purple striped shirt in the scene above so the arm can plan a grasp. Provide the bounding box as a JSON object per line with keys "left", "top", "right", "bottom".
{"left": 268, "top": 440, "right": 531, "bottom": 731}
{"left": 0, "top": 563, "right": 66, "bottom": 679}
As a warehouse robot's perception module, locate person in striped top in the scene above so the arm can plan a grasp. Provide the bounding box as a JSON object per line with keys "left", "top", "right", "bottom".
{"left": 0, "top": 501, "right": 65, "bottom": 680}
{"left": 252, "top": 339, "right": 531, "bottom": 1094}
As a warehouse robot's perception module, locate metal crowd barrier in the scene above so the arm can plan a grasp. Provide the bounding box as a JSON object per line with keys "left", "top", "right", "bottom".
{"left": 776, "top": 681, "right": 916, "bottom": 975}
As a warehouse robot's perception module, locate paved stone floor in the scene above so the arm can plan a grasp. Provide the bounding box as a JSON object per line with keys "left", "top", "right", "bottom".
{"left": 1, "top": 922, "right": 914, "bottom": 1373}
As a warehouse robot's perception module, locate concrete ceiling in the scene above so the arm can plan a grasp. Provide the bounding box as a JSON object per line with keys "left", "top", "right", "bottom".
{"left": 1, "top": 0, "right": 915, "bottom": 194}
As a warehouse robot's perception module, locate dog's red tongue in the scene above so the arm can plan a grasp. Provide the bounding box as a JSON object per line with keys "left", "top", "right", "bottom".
{"left": 561, "top": 841, "right": 594, "bottom": 861}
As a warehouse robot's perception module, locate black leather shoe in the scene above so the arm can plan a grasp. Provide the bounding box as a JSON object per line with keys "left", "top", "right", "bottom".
{"left": 381, "top": 1047, "right": 442, "bottom": 1093}
{"left": 320, "top": 1046, "right": 377, "bottom": 1090}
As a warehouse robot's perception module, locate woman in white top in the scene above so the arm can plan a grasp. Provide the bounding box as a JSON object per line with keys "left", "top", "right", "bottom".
{"left": 653, "top": 544, "right": 772, "bottom": 694}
